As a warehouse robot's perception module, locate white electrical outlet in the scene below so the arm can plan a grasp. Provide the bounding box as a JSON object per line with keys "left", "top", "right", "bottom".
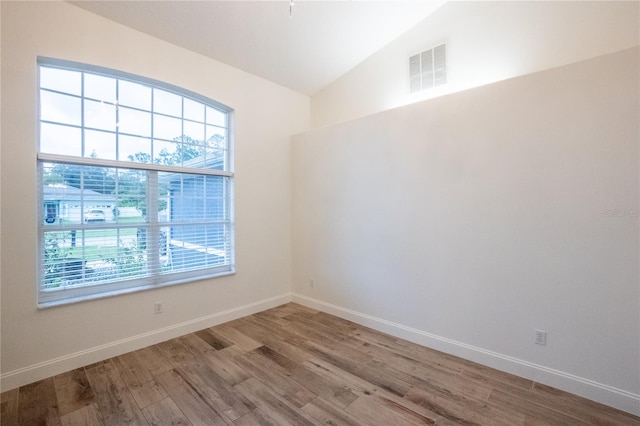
{"left": 309, "top": 278, "right": 315, "bottom": 288}
{"left": 154, "top": 302, "right": 163, "bottom": 314}
{"left": 535, "top": 329, "right": 546, "bottom": 345}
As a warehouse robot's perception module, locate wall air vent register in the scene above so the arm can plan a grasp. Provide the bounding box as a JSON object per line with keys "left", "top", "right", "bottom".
{"left": 410, "top": 44, "right": 446, "bottom": 93}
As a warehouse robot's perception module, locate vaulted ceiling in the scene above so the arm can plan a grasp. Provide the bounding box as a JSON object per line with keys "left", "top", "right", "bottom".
{"left": 70, "top": 1, "right": 445, "bottom": 95}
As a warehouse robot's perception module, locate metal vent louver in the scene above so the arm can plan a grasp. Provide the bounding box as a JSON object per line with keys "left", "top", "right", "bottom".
{"left": 410, "top": 44, "right": 446, "bottom": 93}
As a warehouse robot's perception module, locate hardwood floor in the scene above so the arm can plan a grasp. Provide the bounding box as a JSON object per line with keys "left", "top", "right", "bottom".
{"left": 1, "top": 303, "right": 638, "bottom": 425}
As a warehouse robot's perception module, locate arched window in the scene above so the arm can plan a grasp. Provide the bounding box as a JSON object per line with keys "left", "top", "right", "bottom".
{"left": 38, "top": 58, "right": 234, "bottom": 307}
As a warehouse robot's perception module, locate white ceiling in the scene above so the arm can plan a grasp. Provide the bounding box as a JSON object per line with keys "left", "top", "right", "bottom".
{"left": 69, "top": 1, "right": 445, "bottom": 95}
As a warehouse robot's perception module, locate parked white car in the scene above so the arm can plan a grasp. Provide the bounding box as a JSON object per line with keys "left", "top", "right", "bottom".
{"left": 84, "top": 209, "right": 106, "bottom": 222}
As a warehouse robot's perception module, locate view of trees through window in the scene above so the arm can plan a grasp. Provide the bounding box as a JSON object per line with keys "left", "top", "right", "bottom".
{"left": 38, "top": 60, "right": 234, "bottom": 304}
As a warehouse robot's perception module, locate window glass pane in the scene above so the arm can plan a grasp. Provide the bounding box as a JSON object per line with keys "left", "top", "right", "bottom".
{"left": 154, "top": 89, "right": 182, "bottom": 117}
{"left": 183, "top": 120, "right": 205, "bottom": 143}
{"left": 115, "top": 169, "right": 147, "bottom": 222}
{"left": 41, "top": 90, "right": 81, "bottom": 126}
{"left": 85, "top": 130, "right": 116, "bottom": 160}
{"left": 85, "top": 73, "right": 116, "bottom": 102}
{"left": 40, "top": 122, "right": 82, "bottom": 156}
{"left": 206, "top": 106, "right": 226, "bottom": 127}
{"left": 42, "top": 229, "right": 146, "bottom": 288}
{"left": 206, "top": 126, "right": 226, "bottom": 148}
{"left": 204, "top": 146, "right": 226, "bottom": 171}
{"left": 180, "top": 138, "right": 206, "bottom": 167}
{"left": 118, "top": 80, "right": 151, "bottom": 110}
{"left": 85, "top": 99, "right": 116, "bottom": 132}
{"left": 181, "top": 148, "right": 205, "bottom": 168}
{"left": 153, "top": 140, "right": 178, "bottom": 165}
{"left": 42, "top": 163, "right": 115, "bottom": 218}
{"left": 80, "top": 165, "right": 116, "bottom": 197}
{"left": 153, "top": 114, "right": 182, "bottom": 141}
{"left": 119, "top": 135, "right": 151, "bottom": 163}
{"left": 167, "top": 223, "right": 229, "bottom": 272}
{"left": 40, "top": 67, "right": 81, "bottom": 96}
{"left": 165, "top": 174, "right": 227, "bottom": 221}
{"left": 184, "top": 98, "right": 204, "bottom": 122}
{"left": 118, "top": 107, "right": 151, "bottom": 137}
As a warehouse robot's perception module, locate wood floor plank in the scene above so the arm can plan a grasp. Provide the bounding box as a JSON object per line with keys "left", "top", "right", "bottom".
{"left": 159, "top": 334, "right": 255, "bottom": 419}
{"left": 112, "top": 350, "right": 169, "bottom": 409}
{"left": 530, "top": 382, "right": 640, "bottom": 425}
{"left": 134, "top": 345, "right": 175, "bottom": 377}
{"left": 302, "top": 357, "right": 442, "bottom": 425}
{"left": 252, "top": 345, "right": 298, "bottom": 371}
{"left": 0, "top": 388, "right": 18, "bottom": 403}
{"left": 282, "top": 312, "right": 352, "bottom": 343}
{"left": 269, "top": 302, "right": 319, "bottom": 317}
{"left": 17, "top": 377, "right": 61, "bottom": 426}
{"left": 313, "top": 312, "right": 360, "bottom": 335}
{"left": 260, "top": 336, "right": 316, "bottom": 365}
{"left": 84, "top": 360, "right": 149, "bottom": 425}
{"left": 355, "top": 335, "right": 490, "bottom": 401}
{"left": 405, "top": 385, "right": 525, "bottom": 426}
{"left": 234, "top": 377, "right": 320, "bottom": 426}
{"left": 238, "top": 315, "right": 307, "bottom": 346}
{"left": 59, "top": 403, "right": 103, "bottom": 426}
{"left": 114, "top": 350, "right": 156, "bottom": 385}
{"left": 177, "top": 363, "right": 253, "bottom": 420}
{"left": 155, "top": 369, "right": 234, "bottom": 425}
{"left": 348, "top": 358, "right": 413, "bottom": 397}
{"left": 302, "top": 396, "right": 363, "bottom": 426}
{"left": 425, "top": 371, "right": 494, "bottom": 406}
{"left": 488, "top": 388, "right": 586, "bottom": 425}
{"left": 392, "top": 338, "right": 476, "bottom": 374}
{"left": 233, "top": 408, "right": 279, "bottom": 426}
{"left": 0, "top": 396, "right": 19, "bottom": 426}
{"left": 209, "top": 323, "right": 263, "bottom": 351}
{"left": 462, "top": 363, "right": 534, "bottom": 391}
{"left": 234, "top": 347, "right": 317, "bottom": 408}
{"left": 179, "top": 333, "right": 252, "bottom": 385}
{"left": 252, "top": 309, "right": 292, "bottom": 328}
{"left": 349, "top": 327, "right": 400, "bottom": 348}
{"left": 345, "top": 395, "right": 434, "bottom": 426}
{"left": 82, "top": 360, "right": 111, "bottom": 370}
{"left": 289, "top": 364, "right": 359, "bottom": 408}
{"left": 195, "top": 328, "right": 234, "bottom": 350}
{"left": 141, "top": 397, "right": 192, "bottom": 426}
{"left": 156, "top": 337, "right": 203, "bottom": 370}
{"left": 130, "top": 378, "right": 170, "bottom": 410}
{"left": 301, "top": 339, "right": 371, "bottom": 375}
{"left": 54, "top": 367, "right": 96, "bottom": 416}
{"left": 231, "top": 317, "right": 315, "bottom": 364}
{"left": 354, "top": 333, "right": 465, "bottom": 378}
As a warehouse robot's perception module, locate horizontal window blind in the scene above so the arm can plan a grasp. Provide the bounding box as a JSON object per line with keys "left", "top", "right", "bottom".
{"left": 38, "top": 58, "right": 234, "bottom": 306}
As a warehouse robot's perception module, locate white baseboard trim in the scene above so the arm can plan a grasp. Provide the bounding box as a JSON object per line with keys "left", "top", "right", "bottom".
{"left": 1, "top": 293, "right": 292, "bottom": 392}
{"left": 292, "top": 293, "right": 640, "bottom": 416}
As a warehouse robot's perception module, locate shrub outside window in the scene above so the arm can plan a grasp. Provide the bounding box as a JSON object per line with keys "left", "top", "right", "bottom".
{"left": 38, "top": 58, "right": 234, "bottom": 307}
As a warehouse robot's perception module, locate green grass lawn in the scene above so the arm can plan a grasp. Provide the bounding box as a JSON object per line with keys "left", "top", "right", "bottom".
{"left": 67, "top": 245, "right": 118, "bottom": 262}
{"left": 53, "top": 216, "right": 145, "bottom": 238}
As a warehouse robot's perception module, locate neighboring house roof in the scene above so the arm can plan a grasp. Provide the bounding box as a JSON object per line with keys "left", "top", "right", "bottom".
{"left": 43, "top": 184, "right": 116, "bottom": 203}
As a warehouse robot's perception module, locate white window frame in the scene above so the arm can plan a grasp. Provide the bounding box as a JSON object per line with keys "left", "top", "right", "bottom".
{"left": 37, "top": 57, "right": 235, "bottom": 308}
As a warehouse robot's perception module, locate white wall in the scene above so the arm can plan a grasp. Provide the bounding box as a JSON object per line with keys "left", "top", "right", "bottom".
{"left": 311, "top": 1, "right": 640, "bottom": 128}
{"left": 0, "top": 1, "right": 309, "bottom": 389}
{"left": 292, "top": 48, "right": 640, "bottom": 414}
